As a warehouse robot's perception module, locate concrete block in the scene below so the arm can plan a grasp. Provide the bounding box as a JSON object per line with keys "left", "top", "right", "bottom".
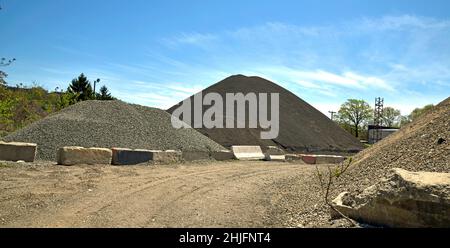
{"left": 301, "top": 155, "right": 316, "bottom": 164}
{"left": 231, "top": 146, "right": 265, "bottom": 161}
{"left": 285, "top": 154, "right": 303, "bottom": 162}
{"left": 263, "top": 146, "right": 286, "bottom": 161}
{"left": 182, "top": 151, "right": 211, "bottom": 161}
{"left": 112, "top": 148, "right": 153, "bottom": 165}
{"left": 263, "top": 146, "right": 285, "bottom": 155}
{"left": 315, "top": 155, "right": 346, "bottom": 164}
{"left": 265, "top": 154, "right": 286, "bottom": 161}
{"left": 0, "top": 141, "right": 37, "bottom": 162}
{"left": 57, "top": 146, "right": 112, "bottom": 165}
{"left": 211, "top": 150, "right": 235, "bottom": 161}
{"left": 151, "top": 150, "right": 182, "bottom": 163}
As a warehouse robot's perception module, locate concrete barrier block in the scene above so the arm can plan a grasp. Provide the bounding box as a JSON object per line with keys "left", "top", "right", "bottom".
{"left": 263, "top": 146, "right": 286, "bottom": 161}
{"left": 57, "top": 146, "right": 112, "bottom": 165}
{"left": 151, "top": 150, "right": 182, "bottom": 163}
{"left": 315, "top": 155, "right": 346, "bottom": 164}
{"left": 112, "top": 148, "right": 153, "bottom": 165}
{"left": 182, "top": 151, "right": 211, "bottom": 161}
{"left": 211, "top": 150, "right": 235, "bottom": 161}
{"left": 265, "top": 154, "right": 286, "bottom": 161}
{"left": 285, "top": 154, "right": 303, "bottom": 162}
{"left": 301, "top": 155, "right": 316, "bottom": 164}
{"left": 231, "top": 146, "right": 265, "bottom": 161}
{"left": 0, "top": 141, "right": 37, "bottom": 162}
{"left": 264, "top": 146, "right": 285, "bottom": 155}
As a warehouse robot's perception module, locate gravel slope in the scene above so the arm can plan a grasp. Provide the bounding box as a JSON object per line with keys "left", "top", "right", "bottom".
{"left": 337, "top": 96, "right": 450, "bottom": 193}
{"left": 295, "top": 96, "right": 450, "bottom": 227}
{"left": 2, "top": 100, "right": 225, "bottom": 160}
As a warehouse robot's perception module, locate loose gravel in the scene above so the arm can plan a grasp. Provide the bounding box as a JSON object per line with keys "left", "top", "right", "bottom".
{"left": 2, "top": 100, "right": 225, "bottom": 161}
{"left": 294, "top": 97, "right": 450, "bottom": 227}
{"left": 337, "top": 96, "right": 450, "bottom": 193}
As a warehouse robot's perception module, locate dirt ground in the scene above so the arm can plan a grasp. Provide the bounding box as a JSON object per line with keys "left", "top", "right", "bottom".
{"left": 0, "top": 160, "right": 336, "bottom": 228}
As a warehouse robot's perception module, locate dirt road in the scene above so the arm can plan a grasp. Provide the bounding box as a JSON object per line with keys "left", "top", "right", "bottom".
{"left": 0, "top": 161, "right": 326, "bottom": 227}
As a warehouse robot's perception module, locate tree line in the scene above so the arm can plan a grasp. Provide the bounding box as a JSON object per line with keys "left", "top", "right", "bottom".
{"left": 60, "top": 73, "right": 115, "bottom": 107}
{"left": 334, "top": 99, "right": 434, "bottom": 139}
{"left": 0, "top": 73, "right": 116, "bottom": 137}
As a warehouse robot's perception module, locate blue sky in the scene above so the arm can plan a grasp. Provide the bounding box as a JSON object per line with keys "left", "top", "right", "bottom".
{"left": 1, "top": 0, "right": 450, "bottom": 115}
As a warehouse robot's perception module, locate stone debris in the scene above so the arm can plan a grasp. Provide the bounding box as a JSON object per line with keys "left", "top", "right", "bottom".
{"left": 332, "top": 168, "right": 450, "bottom": 227}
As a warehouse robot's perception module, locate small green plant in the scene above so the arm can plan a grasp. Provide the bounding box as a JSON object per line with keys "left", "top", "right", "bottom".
{"left": 315, "top": 157, "right": 357, "bottom": 226}
{"left": 0, "top": 162, "right": 11, "bottom": 168}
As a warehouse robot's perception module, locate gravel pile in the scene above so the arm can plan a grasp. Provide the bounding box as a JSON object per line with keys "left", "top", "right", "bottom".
{"left": 337, "top": 96, "right": 450, "bottom": 193}
{"left": 294, "top": 97, "right": 449, "bottom": 227}
{"left": 2, "top": 100, "right": 225, "bottom": 161}
{"left": 168, "top": 75, "right": 363, "bottom": 154}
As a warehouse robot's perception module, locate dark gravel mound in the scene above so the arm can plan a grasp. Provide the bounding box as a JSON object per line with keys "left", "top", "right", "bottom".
{"left": 167, "top": 75, "right": 363, "bottom": 154}
{"left": 2, "top": 100, "right": 225, "bottom": 161}
{"left": 338, "top": 96, "right": 450, "bottom": 193}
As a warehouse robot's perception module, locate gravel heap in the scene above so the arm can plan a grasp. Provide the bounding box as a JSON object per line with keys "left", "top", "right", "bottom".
{"left": 168, "top": 75, "right": 363, "bottom": 154}
{"left": 337, "top": 96, "right": 450, "bottom": 193}
{"left": 294, "top": 97, "right": 449, "bottom": 228}
{"left": 2, "top": 100, "right": 225, "bottom": 161}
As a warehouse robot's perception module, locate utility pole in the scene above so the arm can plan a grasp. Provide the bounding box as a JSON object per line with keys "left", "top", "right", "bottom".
{"left": 93, "top": 78, "right": 100, "bottom": 99}
{"left": 328, "top": 111, "right": 336, "bottom": 121}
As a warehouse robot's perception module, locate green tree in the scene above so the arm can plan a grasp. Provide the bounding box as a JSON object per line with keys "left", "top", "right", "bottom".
{"left": 57, "top": 92, "right": 78, "bottom": 110}
{"left": 96, "top": 85, "right": 114, "bottom": 100}
{"left": 409, "top": 104, "right": 434, "bottom": 122}
{"left": 399, "top": 115, "right": 411, "bottom": 127}
{"left": 382, "top": 107, "right": 401, "bottom": 127}
{"left": 397, "top": 104, "right": 434, "bottom": 127}
{"left": 338, "top": 99, "right": 373, "bottom": 138}
{"left": 0, "top": 58, "right": 15, "bottom": 87}
{"left": 0, "top": 71, "right": 7, "bottom": 86}
{"left": 67, "top": 73, "right": 93, "bottom": 101}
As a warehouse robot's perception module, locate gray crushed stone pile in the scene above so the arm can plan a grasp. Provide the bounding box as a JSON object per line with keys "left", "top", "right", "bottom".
{"left": 2, "top": 100, "right": 225, "bottom": 161}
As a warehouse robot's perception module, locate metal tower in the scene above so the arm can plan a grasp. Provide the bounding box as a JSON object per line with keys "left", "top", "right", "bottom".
{"left": 373, "top": 97, "right": 384, "bottom": 143}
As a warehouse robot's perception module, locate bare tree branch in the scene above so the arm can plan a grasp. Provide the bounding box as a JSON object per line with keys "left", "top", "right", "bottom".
{"left": 315, "top": 158, "right": 357, "bottom": 226}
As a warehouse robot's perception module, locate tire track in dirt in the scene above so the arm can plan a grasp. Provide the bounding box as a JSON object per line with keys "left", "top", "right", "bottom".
{"left": 83, "top": 165, "right": 304, "bottom": 227}
{"left": 17, "top": 165, "right": 250, "bottom": 226}
{"left": 1, "top": 162, "right": 314, "bottom": 227}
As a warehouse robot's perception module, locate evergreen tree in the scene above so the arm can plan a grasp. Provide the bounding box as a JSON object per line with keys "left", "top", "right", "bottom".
{"left": 96, "top": 85, "right": 115, "bottom": 100}
{"left": 67, "top": 73, "right": 93, "bottom": 101}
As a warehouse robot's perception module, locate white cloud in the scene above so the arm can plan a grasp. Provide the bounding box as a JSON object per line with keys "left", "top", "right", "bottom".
{"left": 343, "top": 72, "right": 394, "bottom": 91}
{"left": 359, "top": 15, "right": 450, "bottom": 31}
{"left": 162, "top": 32, "right": 218, "bottom": 48}
{"left": 248, "top": 65, "right": 393, "bottom": 92}
{"left": 166, "top": 85, "right": 204, "bottom": 94}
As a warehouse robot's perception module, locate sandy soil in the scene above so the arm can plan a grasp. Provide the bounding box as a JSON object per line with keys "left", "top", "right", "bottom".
{"left": 0, "top": 160, "right": 330, "bottom": 228}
